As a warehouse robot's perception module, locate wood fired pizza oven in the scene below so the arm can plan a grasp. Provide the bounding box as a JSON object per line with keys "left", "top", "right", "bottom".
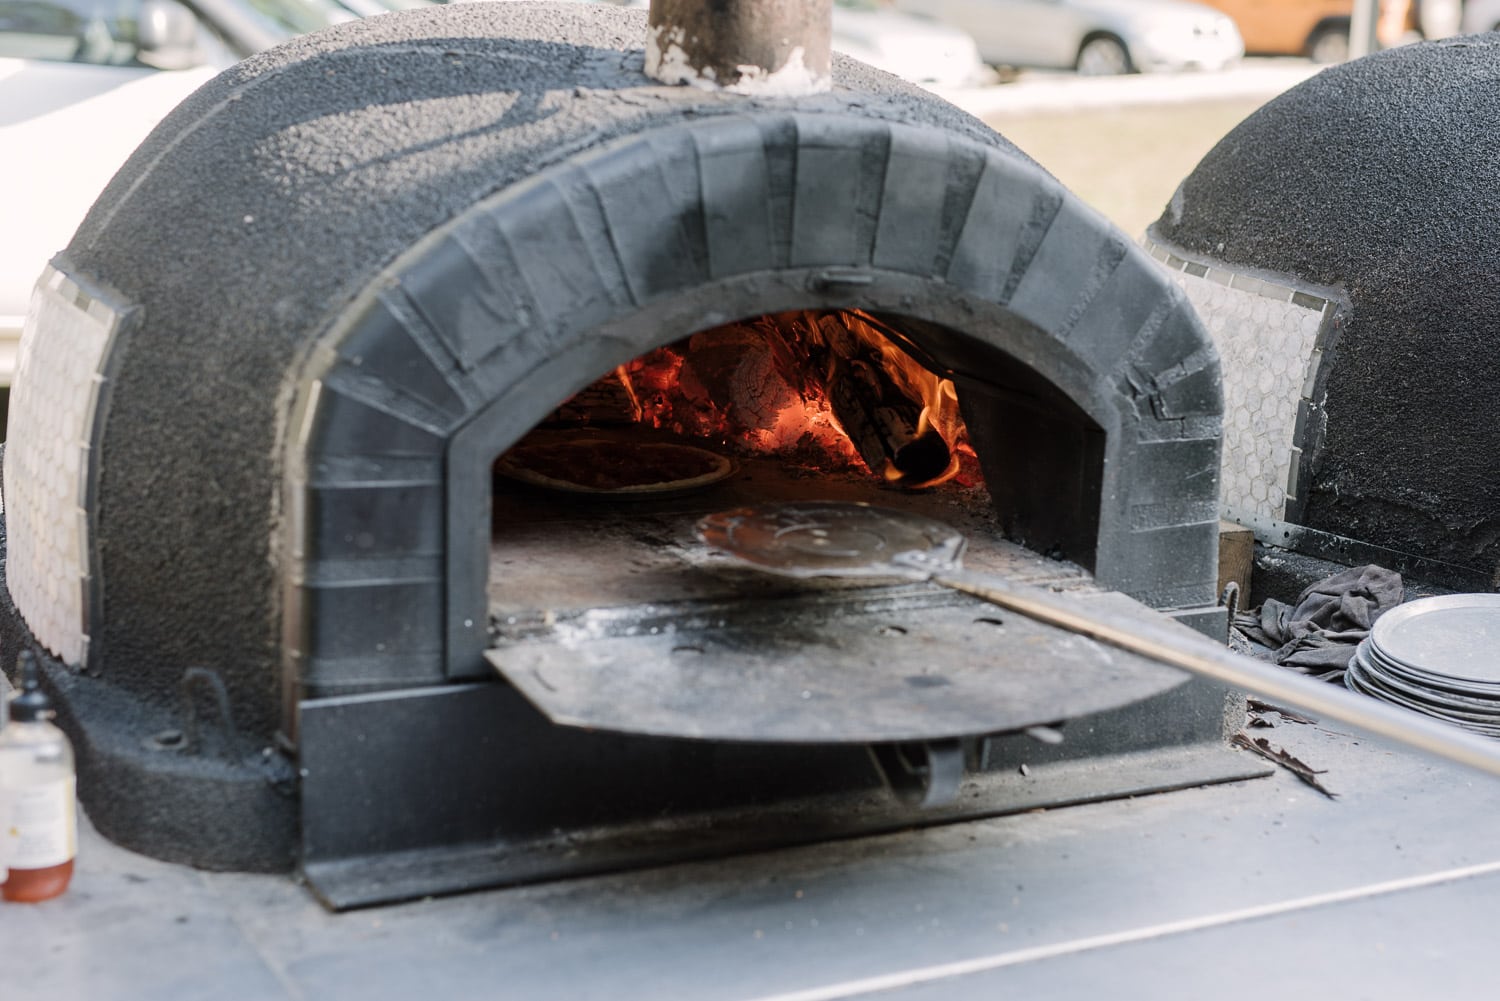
{"left": 0, "top": 3, "right": 1253, "bottom": 907}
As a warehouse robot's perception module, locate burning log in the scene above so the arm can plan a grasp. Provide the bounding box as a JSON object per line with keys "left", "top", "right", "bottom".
{"left": 826, "top": 361, "right": 950, "bottom": 485}
{"left": 678, "top": 328, "right": 801, "bottom": 432}
{"left": 796, "top": 314, "right": 953, "bottom": 487}
{"left": 540, "top": 310, "right": 961, "bottom": 487}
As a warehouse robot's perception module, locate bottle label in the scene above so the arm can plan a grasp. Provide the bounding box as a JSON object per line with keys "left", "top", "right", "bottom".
{"left": 1, "top": 775, "right": 77, "bottom": 870}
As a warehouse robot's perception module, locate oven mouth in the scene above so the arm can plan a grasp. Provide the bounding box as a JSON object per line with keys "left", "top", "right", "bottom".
{"left": 475, "top": 305, "right": 1182, "bottom": 747}
{"left": 276, "top": 109, "right": 1226, "bottom": 759}
{"left": 429, "top": 277, "right": 1120, "bottom": 710}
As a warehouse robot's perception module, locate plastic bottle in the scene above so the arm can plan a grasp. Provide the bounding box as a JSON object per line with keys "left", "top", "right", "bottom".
{"left": 0, "top": 650, "right": 76, "bottom": 902}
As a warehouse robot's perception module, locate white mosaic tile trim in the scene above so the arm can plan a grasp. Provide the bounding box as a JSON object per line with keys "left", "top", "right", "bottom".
{"left": 3, "top": 267, "right": 121, "bottom": 667}
{"left": 1142, "top": 238, "right": 1334, "bottom": 524}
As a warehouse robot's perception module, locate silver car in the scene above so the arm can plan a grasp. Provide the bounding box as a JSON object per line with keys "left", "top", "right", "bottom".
{"left": 0, "top": 0, "right": 361, "bottom": 387}
{"left": 831, "top": 0, "right": 992, "bottom": 89}
{"left": 895, "top": 0, "right": 1243, "bottom": 74}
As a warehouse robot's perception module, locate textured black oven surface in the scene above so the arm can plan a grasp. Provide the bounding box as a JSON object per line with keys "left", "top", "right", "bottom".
{"left": 65, "top": 2, "right": 1018, "bottom": 736}
{"left": 1152, "top": 38, "right": 1500, "bottom": 587}
{"left": 297, "top": 675, "right": 1259, "bottom": 909}
{"left": 0, "top": 450, "right": 298, "bottom": 872}
{"left": 21, "top": 0, "right": 1229, "bottom": 880}
{"left": 61, "top": 0, "right": 1224, "bottom": 739}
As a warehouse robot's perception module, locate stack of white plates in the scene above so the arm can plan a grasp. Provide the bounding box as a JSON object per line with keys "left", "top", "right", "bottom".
{"left": 1345, "top": 594, "right": 1500, "bottom": 737}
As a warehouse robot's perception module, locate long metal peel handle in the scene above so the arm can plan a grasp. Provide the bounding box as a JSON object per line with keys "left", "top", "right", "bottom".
{"left": 929, "top": 566, "right": 1500, "bottom": 780}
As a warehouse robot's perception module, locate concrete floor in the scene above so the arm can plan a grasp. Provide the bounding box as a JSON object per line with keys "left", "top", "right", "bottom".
{"left": 9, "top": 698, "right": 1499, "bottom": 1001}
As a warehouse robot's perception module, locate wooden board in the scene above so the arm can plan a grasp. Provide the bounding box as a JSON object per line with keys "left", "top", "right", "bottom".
{"left": 1218, "top": 519, "right": 1255, "bottom": 604}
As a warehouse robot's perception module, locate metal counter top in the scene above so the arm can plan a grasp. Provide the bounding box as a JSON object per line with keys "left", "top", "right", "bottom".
{"left": 11, "top": 701, "right": 1499, "bottom": 1001}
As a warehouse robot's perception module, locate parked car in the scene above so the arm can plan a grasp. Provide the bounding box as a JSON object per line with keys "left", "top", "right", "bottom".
{"left": 830, "top": 0, "right": 992, "bottom": 88}
{"left": 1193, "top": 0, "right": 1445, "bottom": 62}
{"left": 1460, "top": 0, "right": 1500, "bottom": 31}
{"left": 893, "top": 0, "right": 1243, "bottom": 74}
{"left": 0, "top": 0, "right": 362, "bottom": 387}
{"left": 1195, "top": 0, "right": 1353, "bottom": 60}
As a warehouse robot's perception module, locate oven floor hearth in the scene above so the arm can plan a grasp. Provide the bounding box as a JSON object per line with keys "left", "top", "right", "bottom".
{"left": 486, "top": 456, "right": 1194, "bottom": 742}
{"left": 19, "top": 713, "right": 1500, "bottom": 1001}
{"left": 487, "top": 453, "right": 1074, "bottom": 618}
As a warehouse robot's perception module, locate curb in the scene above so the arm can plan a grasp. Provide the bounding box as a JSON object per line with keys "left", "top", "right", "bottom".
{"left": 929, "top": 60, "right": 1324, "bottom": 117}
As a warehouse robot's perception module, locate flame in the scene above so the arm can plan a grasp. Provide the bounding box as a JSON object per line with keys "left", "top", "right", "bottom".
{"left": 559, "top": 310, "right": 976, "bottom": 488}
{"left": 835, "top": 310, "right": 968, "bottom": 488}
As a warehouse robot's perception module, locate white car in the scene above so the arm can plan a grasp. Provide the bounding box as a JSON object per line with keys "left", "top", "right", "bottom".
{"left": 0, "top": 0, "right": 357, "bottom": 387}
{"left": 895, "top": 0, "right": 1243, "bottom": 75}
{"left": 1460, "top": 0, "right": 1500, "bottom": 32}
{"left": 830, "top": 0, "right": 991, "bottom": 89}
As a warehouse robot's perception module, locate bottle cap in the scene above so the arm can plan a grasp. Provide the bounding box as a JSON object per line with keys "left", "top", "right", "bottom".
{"left": 9, "top": 650, "right": 54, "bottom": 724}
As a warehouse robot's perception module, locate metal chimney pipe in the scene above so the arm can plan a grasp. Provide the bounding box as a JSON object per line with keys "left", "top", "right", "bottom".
{"left": 645, "top": 0, "right": 834, "bottom": 95}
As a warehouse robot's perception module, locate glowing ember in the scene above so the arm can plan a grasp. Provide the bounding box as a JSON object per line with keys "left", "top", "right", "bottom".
{"left": 552, "top": 310, "right": 978, "bottom": 489}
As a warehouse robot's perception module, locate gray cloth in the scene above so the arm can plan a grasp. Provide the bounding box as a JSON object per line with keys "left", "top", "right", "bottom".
{"left": 1233, "top": 565, "right": 1404, "bottom": 680}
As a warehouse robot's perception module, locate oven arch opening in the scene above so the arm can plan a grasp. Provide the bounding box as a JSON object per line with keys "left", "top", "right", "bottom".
{"left": 283, "top": 112, "right": 1223, "bottom": 736}
{"left": 456, "top": 286, "right": 1111, "bottom": 688}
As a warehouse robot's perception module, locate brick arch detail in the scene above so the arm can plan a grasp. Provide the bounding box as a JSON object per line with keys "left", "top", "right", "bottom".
{"left": 282, "top": 112, "right": 1223, "bottom": 707}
